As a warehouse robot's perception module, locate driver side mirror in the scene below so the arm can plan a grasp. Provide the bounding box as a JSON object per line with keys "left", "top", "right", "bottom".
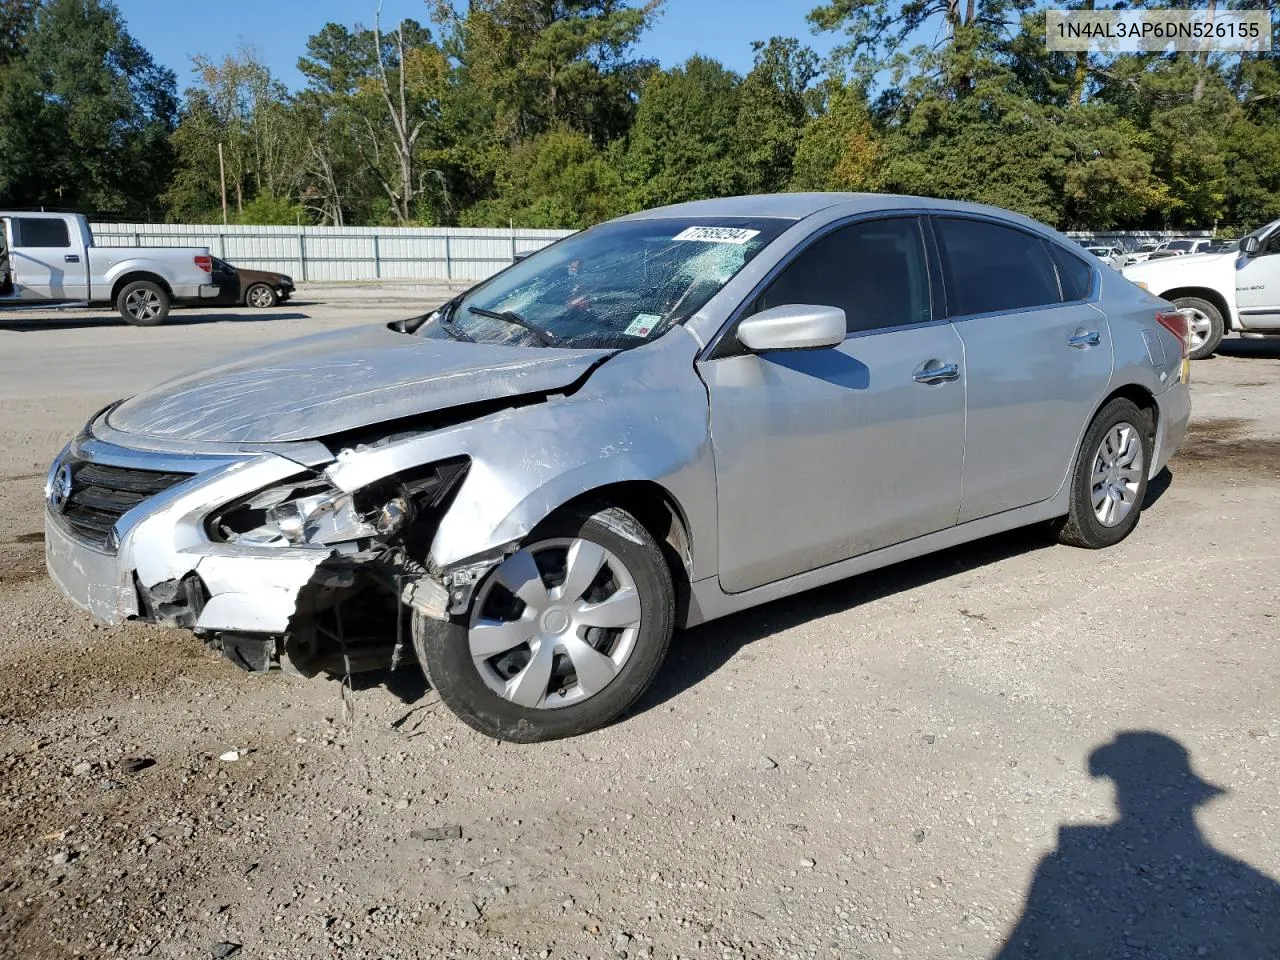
{"left": 736, "top": 304, "right": 846, "bottom": 353}
{"left": 1242, "top": 236, "right": 1261, "bottom": 256}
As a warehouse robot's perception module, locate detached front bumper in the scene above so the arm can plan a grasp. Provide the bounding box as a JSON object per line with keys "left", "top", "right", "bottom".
{"left": 43, "top": 435, "right": 334, "bottom": 635}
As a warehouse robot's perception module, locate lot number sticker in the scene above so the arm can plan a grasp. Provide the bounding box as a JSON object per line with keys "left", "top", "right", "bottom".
{"left": 672, "top": 226, "right": 761, "bottom": 244}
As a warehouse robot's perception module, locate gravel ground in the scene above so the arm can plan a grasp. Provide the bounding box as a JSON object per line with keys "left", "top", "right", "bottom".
{"left": 0, "top": 296, "right": 1278, "bottom": 959}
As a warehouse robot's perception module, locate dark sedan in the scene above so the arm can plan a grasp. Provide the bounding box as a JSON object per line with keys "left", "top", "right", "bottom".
{"left": 210, "top": 257, "right": 295, "bottom": 308}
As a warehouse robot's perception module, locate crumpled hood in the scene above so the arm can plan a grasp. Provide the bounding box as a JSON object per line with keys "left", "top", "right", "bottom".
{"left": 108, "top": 324, "right": 613, "bottom": 443}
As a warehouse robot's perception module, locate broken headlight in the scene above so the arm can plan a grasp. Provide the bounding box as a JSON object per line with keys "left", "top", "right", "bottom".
{"left": 208, "top": 478, "right": 407, "bottom": 546}
{"left": 207, "top": 459, "right": 467, "bottom": 547}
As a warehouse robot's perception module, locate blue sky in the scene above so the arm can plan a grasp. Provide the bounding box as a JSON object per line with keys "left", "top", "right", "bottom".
{"left": 114, "top": 0, "right": 845, "bottom": 92}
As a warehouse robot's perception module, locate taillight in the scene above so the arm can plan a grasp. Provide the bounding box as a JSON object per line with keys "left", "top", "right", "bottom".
{"left": 1156, "top": 309, "right": 1189, "bottom": 359}
{"left": 194, "top": 255, "right": 212, "bottom": 273}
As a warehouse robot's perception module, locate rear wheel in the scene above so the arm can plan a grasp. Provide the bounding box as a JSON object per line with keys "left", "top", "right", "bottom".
{"left": 1055, "top": 398, "right": 1153, "bottom": 549}
{"left": 413, "top": 505, "right": 674, "bottom": 742}
{"left": 1172, "top": 296, "right": 1223, "bottom": 360}
{"left": 116, "top": 281, "right": 170, "bottom": 326}
{"left": 245, "top": 283, "right": 278, "bottom": 308}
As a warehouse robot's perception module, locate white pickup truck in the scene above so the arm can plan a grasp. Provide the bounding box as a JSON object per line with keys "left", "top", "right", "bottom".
{"left": 1122, "top": 217, "right": 1280, "bottom": 359}
{"left": 0, "top": 211, "right": 218, "bottom": 325}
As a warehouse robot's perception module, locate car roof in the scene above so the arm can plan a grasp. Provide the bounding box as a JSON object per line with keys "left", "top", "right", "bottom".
{"left": 614, "top": 192, "right": 1054, "bottom": 231}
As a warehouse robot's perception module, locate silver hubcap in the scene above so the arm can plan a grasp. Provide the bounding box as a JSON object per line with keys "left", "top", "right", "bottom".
{"left": 468, "top": 537, "right": 642, "bottom": 710}
{"left": 1091, "top": 421, "right": 1144, "bottom": 527}
{"left": 125, "top": 289, "right": 160, "bottom": 320}
{"left": 1179, "top": 307, "right": 1212, "bottom": 350}
{"left": 249, "top": 286, "right": 273, "bottom": 307}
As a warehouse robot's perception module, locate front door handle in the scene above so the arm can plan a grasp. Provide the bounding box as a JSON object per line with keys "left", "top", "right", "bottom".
{"left": 913, "top": 361, "right": 960, "bottom": 384}
{"left": 64, "top": 254, "right": 80, "bottom": 263}
{"left": 1068, "top": 329, "right": 1101, "bottom": 349}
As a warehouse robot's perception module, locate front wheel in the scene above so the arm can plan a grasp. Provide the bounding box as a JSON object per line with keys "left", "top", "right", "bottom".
{"left": 245, "top": 283, "right": 278, "bottom": 308}
{"left": 1055, "top": 398, "right": 1153, "bottom": 549}
{"left": 413, "top": 505, "right": 674, "bottom": 742}
{"left": 116, "top": 280, "right": 170, "bottom": 326}
{"left": 1172, "top": 296, "right": 1223, "bottom": 360}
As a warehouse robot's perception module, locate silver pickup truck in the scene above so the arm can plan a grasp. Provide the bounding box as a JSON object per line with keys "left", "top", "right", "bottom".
{"left": 0, "top": 211, "right": 218, "bottom": 325}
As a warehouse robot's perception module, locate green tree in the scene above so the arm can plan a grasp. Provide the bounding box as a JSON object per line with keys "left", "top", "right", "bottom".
{"left": 789, "top": 81, "right": 880, "bottom": 191}
{"left": 166, "top": 49, "right": 306, "bottom": 222}
{"left": 0, "top": 0, "right": 177, "bottom": 217}
{"left": 734, "top": 37, "right": 820, "bottom": 193}
{"left": 432, "top": 0, "right": 661, "bottom": 145}
{"left": 460, "top": 129, "right": 624, "bottom": 228}
{"left": 623, "top": 57, "right": 743, "bottom": 209}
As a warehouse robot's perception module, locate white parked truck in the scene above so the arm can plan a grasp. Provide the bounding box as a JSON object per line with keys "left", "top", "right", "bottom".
{"left": 0, "top": 211, "right": 218, "bottom": 325}
{"left": 1122, "top": 217, "right": 1280, "bottom": 359}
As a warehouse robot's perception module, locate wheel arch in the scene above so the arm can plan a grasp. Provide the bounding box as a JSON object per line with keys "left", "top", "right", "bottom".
{"left": 1159, "top": 286, "right": 1232, "bottom": 330}
{"left": 531, "top": 481, "right": 695, "bottom": 623}
{"left": 110, "top": 271, "right": 173, "bottom": 303}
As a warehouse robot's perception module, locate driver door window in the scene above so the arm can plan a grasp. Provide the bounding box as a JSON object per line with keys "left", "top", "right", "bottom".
{"left": 754, "top": 217, "right": 932, "bottom": 333}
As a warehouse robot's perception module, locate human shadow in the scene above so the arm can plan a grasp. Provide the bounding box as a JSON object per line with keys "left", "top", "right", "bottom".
{"left": 993, "top": 731, "right": 1280, "bottom": 959}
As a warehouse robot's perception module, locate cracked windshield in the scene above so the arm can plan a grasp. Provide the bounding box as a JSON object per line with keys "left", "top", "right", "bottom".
{"left": 420, "top": 218, "right": 788, "bottom": 349}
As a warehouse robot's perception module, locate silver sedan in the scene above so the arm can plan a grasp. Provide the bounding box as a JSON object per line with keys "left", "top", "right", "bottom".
{"left": 44, "top": 194, "right": 1192, "bottom": 741}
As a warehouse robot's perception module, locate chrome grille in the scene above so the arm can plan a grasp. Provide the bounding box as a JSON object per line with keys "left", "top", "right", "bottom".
{"left": 58, "top": 459, "right": 192, "bottom": 550}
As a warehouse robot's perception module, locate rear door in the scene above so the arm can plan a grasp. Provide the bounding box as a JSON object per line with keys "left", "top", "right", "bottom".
{"left": 699, "top": 215, "right": 966, "bottom": 593}
{"left": 932, "top": 215, "right": 1114, "bottom": 523}
{"left": 11, "top": 217, "right": 87, "bottom": 301}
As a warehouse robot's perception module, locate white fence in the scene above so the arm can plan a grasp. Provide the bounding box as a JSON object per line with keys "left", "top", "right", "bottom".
{"left": 89, "top": 222, "right": 576, "bottom": 283}
{"left": 1066, "top": 229, "right": 1213, "bottom": 252}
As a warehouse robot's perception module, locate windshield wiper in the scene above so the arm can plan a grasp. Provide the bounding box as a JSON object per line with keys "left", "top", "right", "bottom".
{"left": 467, "top": 305, "right": 558, "bottom": 347}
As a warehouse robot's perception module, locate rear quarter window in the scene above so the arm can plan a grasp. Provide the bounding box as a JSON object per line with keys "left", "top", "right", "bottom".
{"left": 1049, "top": 245, "right": 1095, "bottom": 301}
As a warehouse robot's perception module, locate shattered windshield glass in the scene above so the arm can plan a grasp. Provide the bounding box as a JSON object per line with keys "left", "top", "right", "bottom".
{"left": 418, "top": 217, "right": 789, "bottom": 349}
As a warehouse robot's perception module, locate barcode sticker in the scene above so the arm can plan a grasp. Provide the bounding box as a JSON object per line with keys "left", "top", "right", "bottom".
{"left": 672, "top": 226, "right": 761, "bottom": 245}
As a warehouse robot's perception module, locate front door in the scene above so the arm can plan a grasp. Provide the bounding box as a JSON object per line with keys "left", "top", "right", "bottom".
{"left": 931, "top": 216, "right": 1115, "bottom": 523}
{"left": 698, "top": 216, "right": 966, "bottom": 594}
{"left": 11, "top": 216, "right": 86, "bottom": 301}
{"left": 1235, "top": 228, "right": 1280, "bottom": 328}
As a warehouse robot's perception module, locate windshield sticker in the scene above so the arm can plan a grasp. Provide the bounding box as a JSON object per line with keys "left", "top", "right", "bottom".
{"left": 624, "top": 313, "right": 662, "bottom": 337}
{"left": 672, "top": 226, "right": 761, "bottom": 245}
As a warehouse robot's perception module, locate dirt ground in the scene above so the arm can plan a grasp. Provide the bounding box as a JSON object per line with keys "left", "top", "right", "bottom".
{"left": 0, "top": 296, "right": 1278, "bottom": 960}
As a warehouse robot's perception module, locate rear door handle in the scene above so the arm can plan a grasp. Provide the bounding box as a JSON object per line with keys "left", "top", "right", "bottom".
{"left": 912, "top": 361, "right": 960, "bottom": 384}
{"left": 1068, "top": 329, "right": 1100, "bottom": 348}
{"left": 64, "top": 254, "right": 80, "bottom": 263}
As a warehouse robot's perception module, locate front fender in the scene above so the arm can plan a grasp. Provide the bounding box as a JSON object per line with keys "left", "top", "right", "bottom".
{"left": 324, "top": 327, "right": 718, "bottom": 581}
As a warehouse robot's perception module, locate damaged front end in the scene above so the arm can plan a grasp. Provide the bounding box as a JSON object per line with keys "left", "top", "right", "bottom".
{"left": 43, "top": 424, "right": 477, "bottom": 679}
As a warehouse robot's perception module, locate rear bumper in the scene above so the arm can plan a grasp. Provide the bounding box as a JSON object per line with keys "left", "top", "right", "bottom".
{"left": 1152, "top": 380, "right": 1191, "bottom": 476}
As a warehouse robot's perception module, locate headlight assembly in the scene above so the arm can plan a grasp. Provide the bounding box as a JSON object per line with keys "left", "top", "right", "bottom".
{"left": 207, "top": 458, "right": 466, "bottom": 548}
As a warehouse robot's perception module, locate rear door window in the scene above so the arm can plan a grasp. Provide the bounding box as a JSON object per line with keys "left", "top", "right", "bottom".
{"left": 16, "top": 218, "right": 70, "bottom": 248}
{"left": 934, "top": 217, "right": 1062, "bottom": 316}
{"left": 754, "top": 216, "right": 932, "bottom": 333}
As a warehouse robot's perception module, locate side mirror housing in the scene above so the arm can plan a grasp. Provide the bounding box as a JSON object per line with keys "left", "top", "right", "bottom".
{"left": 1242, "top": 235, "right": 1261, "bottom": 256}
{"left": 736, "top": 304, "right": 846, "bottom": 353}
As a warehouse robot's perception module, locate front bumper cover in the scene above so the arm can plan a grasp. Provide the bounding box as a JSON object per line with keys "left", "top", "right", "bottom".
{"left": 44, "top": 434, "right": 336, "bottom": 634}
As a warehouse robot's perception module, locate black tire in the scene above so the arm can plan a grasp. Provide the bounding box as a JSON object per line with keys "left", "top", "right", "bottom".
{"left": 1055, "top": 397, "right": 1153, "bottom": 549}
{"left": 413, "top": 505, "right": 675, "bottom": 742}
{"left": 245, "top": 283, "right": 278, "bottom": 308}
{"left": 1172, "top": 296, "right": 1224, "bottom": 360}
{"left": 115, "top": 280, "right": 170, "bottom": 326}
